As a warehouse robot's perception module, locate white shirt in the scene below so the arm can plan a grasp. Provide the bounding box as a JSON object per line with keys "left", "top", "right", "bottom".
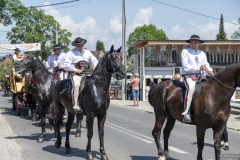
{"left": 13, "top": 53, "right": 22, "bottom": 62}
{"left": 46, "top": 52, "right": 66, "bottom": 68}
{"left": 180, "top": 48, "right": 213, "bottom": 75}
{"left": 63, "top": 48, "right": 98, "bottom": 72}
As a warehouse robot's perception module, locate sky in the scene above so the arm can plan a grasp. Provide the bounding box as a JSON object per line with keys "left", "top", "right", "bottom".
{"left": 0, "top": 0, "right": 239, "bottom": 55}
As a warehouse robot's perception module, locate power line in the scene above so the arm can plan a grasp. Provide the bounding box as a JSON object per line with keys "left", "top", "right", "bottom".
{"left": 42, "top": 0, "right": 93, "bottom": 11}
{"left": 27, "top": 0, "right": 83, "bottom": 8}
{"left": 152, "top": 0, "right": 239, "bottom": 26}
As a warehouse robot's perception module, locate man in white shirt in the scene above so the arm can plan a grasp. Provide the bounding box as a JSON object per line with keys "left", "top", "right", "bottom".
{"left": 181, "top": 35, "right": 214, "bottom": 122}
{"left": 12, "top": 48, "right": 23, "bottom": 62}
{"left": 46, "top": 44, "right": 66, "bottom": 80}
{"left": 63, "top": 37, "right": 98, "bottom": 113}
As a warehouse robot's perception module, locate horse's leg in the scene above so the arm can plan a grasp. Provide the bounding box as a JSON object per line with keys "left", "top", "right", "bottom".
{"left": 65, "top": 111, "right": 75, "bottom": 154}
{"left": 37, "top": 104, "right": 46, "bottom": 143}
{"left": 31, "top": 96, "right": 37, "bottom": 122}
{"left": 213, "top": 126, "right": 225, "bottom": 160}
{"left": 54, "top": 108, "right": 65, "bottom": 149}
{"left": 196, "top": 126, "right": 206, "bottom": 160}
{"left": 97, "top": 112, "right": 108, "bottom": 160}
{"left": 75, "top": 114, "right": 83, "bottom": 137}
{"left": 152, "top": 113, "right": 166, "bottom": 160}
{"left": 86, "top": 112, "right": 94, "bottom": 160}
{"left": 163, "top": 114, "right": 176, "bottom": 160}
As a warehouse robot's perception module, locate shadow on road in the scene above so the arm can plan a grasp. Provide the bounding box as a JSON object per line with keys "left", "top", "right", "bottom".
{"left": 192, "top": 141, "right": 214, "bottom": 148}
{"left": 130, "top": 155, "right": 179, "bottom": 160}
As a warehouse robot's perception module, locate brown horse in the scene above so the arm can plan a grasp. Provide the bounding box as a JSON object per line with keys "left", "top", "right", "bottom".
{"left": 148, "top": 63, "right": 240, "bottom": 160}
{"left": 24, "top": 72, "right": 37, "bottom": 121}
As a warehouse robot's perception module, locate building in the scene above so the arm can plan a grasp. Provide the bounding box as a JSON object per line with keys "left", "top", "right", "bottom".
{"left": 130, "top": 40, "right": 240, "bottom": 101}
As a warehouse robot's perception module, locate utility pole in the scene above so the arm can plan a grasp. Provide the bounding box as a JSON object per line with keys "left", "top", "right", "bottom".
{"left": 56, "top": 23, "right": 58, "bottom": 44}
{"left": 122, "top": 0, "right": 127, "bottom": 100}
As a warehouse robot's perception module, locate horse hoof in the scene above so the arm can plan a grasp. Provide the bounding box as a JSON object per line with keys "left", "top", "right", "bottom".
{"left": 37, "top": 137, "right": 44, "bottom": 143}
{"left": 66, "top": 147, "right": 72, "bottom": 154}
{"left": 101, "top": 154, "right": 108, "bottom": 160}
{"left": 75, "top": 132, "right": 81, "bottom": 137}
{"left": 55, "top": 141, "right": 61, "bottom": 148}
{"left": 158, "top": 155, "right": 165, "bottom": 160}
{"left": 164, "top": 151, "right": 171, "bottom": 160}
{"left": 87, "top": 153, "right": 94, "bottom": 160}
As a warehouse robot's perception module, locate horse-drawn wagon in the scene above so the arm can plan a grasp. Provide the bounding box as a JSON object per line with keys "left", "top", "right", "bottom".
{"left": 10, "top": 67, "right": 27, "bottom": 116}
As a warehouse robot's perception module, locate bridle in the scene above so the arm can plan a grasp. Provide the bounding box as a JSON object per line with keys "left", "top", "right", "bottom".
{"left": 16, "top": 55, "right": 36, "bottom": 73}
{"left": 108, "top": 52, "right": 123, "bottom": 75}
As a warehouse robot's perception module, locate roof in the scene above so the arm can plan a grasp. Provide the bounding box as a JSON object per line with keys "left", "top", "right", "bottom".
{"left": 130, "top": 40, "right": 240, "bottom": 48}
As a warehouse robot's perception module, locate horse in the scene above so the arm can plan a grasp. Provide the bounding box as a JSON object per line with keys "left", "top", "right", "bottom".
{"left": 51, "top": 45, "right": 125, "bottom": 160}
{"left": 148, "top": 63, "right": 240, "bottom": 160}
{"left": 14, "top": 55, "right": 60, "bottom": 143}
{"left": 24, "top": 72, "right": 37, "bottom": 121}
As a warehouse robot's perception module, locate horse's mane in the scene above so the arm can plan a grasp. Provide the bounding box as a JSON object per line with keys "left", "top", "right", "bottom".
{"left": 214, "top": 63, "right": 240, "bottom": 78}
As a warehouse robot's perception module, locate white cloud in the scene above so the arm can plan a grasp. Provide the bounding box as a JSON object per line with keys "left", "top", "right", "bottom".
{"left": 165, "top": 21, "right": 239, "bottom": 40}
{"left": 109, "top": 15, "right": 122, "bottom": 34}
{"left": 128, "top": 7, "right": 153, "bottom": 33}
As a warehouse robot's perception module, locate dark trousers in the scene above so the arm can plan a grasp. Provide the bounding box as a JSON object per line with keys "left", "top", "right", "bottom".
{"left": 221, "top": 125, "right": 228, "bottom": 142}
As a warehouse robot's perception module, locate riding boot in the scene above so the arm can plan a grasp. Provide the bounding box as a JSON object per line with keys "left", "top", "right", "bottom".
{"left": 73, "top": 92, "right": 83, "bottom": 114}
{"left": 183, "top": 114, "right": 191, "bottom": 123}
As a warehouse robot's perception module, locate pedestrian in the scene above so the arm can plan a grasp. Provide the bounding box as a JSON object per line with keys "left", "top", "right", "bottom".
{"left": 221, "top": 124, "right": 229, "bottom": 150}
{"left": 45, "top": 44, "right": 66, "bottom": 80}
{"left": 149, "top": 77, "right": 155, "bottom": 88}
{"left": 63, "top": 37, "right": 98, "bottom": 113}
{"left": 180, "top": 35, "right": 214, "bottom": 123}
{"left": 130, "top": 73, "right": 140, "bottom": 106}
{"left": 157, "top": 77, "right": 162, "bottom": 84}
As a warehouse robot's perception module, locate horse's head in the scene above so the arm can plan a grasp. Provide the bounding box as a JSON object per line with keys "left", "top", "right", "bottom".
{"left": 14, "top": 54, "right": 36, "bottom": 74}
{"left": 107, "top": 45, "right": 125, "bottom": 80}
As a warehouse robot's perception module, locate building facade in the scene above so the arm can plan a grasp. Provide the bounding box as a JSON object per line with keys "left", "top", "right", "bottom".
{"left": 130, "top": 40, "right": 240, "bottom": 101}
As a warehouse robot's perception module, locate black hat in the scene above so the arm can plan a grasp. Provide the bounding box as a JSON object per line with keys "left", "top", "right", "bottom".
{"left": 185, "top": 35, "right": 205, "bottom": 43}
{"left": 71, "top": 37, "right": 87, "bottom": 46}
{"left": 14, "top": 48, "right": 21, "bottom": 52}
{"left": 53, "top": 44, "right": 61, "bottom": 50}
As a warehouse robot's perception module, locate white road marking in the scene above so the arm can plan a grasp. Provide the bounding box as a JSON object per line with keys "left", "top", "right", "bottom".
{"left": 105, "top": 121, "right": 188, "bottom": 154}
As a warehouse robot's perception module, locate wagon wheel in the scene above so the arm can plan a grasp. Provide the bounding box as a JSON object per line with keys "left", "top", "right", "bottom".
{"left": 12, "top": 93, "right": 16, "bottom": 111}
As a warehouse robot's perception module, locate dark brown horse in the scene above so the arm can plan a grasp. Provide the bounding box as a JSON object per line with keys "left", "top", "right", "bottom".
{"left": 24, "top": 72, "right": 37, "bottom": 121}
{"left": 148, "top": 63, "right": 240, "bottom": 160}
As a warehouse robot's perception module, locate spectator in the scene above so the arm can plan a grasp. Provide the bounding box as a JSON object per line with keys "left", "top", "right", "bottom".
{"left": 157, "top": 77, "right": 162, "bottom": 84}
{"left": 221, "top": 124, "right": 229, "bottom": 150}
{"left": 130, "top": 73, "right": 140, "bottom": 106}
{"left": 149, "top": 77, "right": 155, "bottom": 88}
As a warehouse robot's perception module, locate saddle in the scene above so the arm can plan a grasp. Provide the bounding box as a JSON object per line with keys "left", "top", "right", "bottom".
{"left": 73, "top": 60, "right": 90, "bottom": 72}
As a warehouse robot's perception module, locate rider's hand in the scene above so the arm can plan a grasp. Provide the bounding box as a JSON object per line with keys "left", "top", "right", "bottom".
{"left": 209, "top": 71, "right": 214, "bottom": 76}
{"left": 75, "top": 69, "right": 82, "bottom": 74}
{"left": 200, "top": 65, "right": 207, "bottom": 71}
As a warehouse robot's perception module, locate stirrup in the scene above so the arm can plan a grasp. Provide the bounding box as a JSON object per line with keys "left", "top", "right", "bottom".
{"left": 73, "top": 106, "right": 83, "bottom": 114}
{"left": 183, "top": 114, "right": 191, "bottom": 123}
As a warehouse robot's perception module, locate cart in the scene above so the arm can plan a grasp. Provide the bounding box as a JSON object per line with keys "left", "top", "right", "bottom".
{"left": 10, "top": 69, "right": 26, "bottom": 116}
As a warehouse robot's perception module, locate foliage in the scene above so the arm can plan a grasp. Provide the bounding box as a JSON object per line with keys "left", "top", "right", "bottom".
{"left": 127, "top": 58, "right": 134, "bottom": 73}
{"left": 231, "top": 17, "right": 240, "bottom": 39}
{"left": 127, "top": 24, "right": 168, "bottom": 58}
{"left": 216, "top": 14, "right": 227, "bottom": 40}
{"left": 5, "top": 1, "right": 72, "bottom": 60}
{"left": 0, "top": 0, "right": 12, "bottom": 26}
{"left": 96, "top": 40, "right": 105, "bottom": 51}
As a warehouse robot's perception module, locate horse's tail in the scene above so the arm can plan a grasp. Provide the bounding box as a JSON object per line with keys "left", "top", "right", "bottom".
{"left": 148, "top": 84, "right": 157, "bottom": 107}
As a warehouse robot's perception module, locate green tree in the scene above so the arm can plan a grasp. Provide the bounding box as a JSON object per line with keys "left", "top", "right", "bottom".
{"left": 127, "top": 59, "right": 133, "bottom": 73}
{"left": 6, "top": 1, "right": 72, "bottom": 60}
{"left": 216, "top": 14, "right": 227, "bottom": 40}
{"left": 231, "top": 17, "right": 240, "bottom": 39}
{"left": 127, "top": 24, "right": 168, "bottom": 57}
{"left": 96, "top": 40, "right": 105, "bottom": 51}
{"left": 0, "top": 0, "right": 12, "bottom": 26}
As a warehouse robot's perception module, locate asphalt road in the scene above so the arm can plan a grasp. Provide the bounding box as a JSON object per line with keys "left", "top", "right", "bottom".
{"left": 1, "top": 92, "right": 240, "bottom": 160}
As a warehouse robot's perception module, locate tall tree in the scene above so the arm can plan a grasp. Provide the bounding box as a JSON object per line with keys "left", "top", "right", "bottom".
{"left": 96, "top": 40, "right": 105, "bottom": 51}
{"left": 6, "top": 1, "right": 72, "bottom": 60}
{"left": 216, "top": 14, "right": 227, "bottom": 40}
{"left": 231, "top": 17, "right": 240, "bottom": 39}
{"left": 127, "top": 24, "right": 168, "bottom": 57}
{"left": 0, "top": 0, "right": 12, "bottom": 26}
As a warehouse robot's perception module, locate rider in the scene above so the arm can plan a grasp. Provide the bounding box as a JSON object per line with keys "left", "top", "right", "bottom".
{"left": 12, "top": 48, "right": 24, "bottom": 62}
{"left": 181, "top": 34, "right": 214, "bottom": 123}
{"left": 63, "top": 37, "right": 98, "bottom": 113}
{"left": 46, "top": 44, "right": 66, "bottom": 80}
